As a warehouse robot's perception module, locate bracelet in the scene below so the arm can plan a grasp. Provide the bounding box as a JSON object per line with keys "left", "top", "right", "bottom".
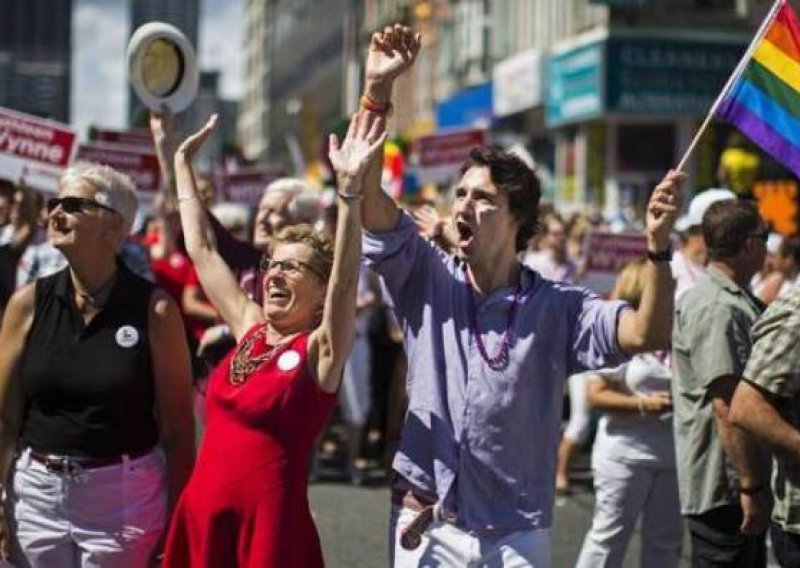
{"left": 338, "top": 191, "right": 363, "bottom": 201}
{"left": 360, "top": 94, "right": 393, "bottom": 116}
{"left": 740, "top": 484, "right": 764, "bottom": 496}
{"left": 177, "top": 194, "right": 199, "bottom": 203}
{"left": 646, "top": 246, "right": 673, "bottom": 263}
{"left": 637, "top": 395, "right": 646, "bottom": 416}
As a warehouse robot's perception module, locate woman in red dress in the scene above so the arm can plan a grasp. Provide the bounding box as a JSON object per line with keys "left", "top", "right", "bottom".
{"left": 162, "top": 111, "right": 387, "bottom": 567}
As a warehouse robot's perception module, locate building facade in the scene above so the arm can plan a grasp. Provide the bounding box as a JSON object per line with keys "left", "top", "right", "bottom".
{"left": 364, "top": 0, "right": 773, "bottom": 214}
{"left": 239, "top": 0, "right": 360, "bottom": 172}
{"left": 0, "top": 0, "right": 72, "bottom": 121}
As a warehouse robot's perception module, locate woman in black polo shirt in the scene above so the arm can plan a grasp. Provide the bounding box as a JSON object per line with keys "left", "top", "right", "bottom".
{"left": 0, "top": 163, "right": 194, "bottom": 567}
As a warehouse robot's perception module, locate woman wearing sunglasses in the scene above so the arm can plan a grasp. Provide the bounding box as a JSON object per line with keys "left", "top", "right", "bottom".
{"left": 161, "top": 110, "right": 385, "bottom": 567}
{"left": 0, "top": 163, "right": 195, "bottom": 566}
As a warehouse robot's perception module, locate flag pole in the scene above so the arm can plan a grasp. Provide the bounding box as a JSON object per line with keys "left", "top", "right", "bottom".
{"left": 675, "top": 0, "right": 785, "bottom": 172}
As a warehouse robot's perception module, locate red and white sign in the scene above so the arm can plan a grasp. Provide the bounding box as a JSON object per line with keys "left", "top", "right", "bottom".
{"left": 76, "top": 142, "right": 161, "bottom": 193}
{"left": 219, "top": 165, "right": 284, "bottom": 206}
{"left": 416, "top": 127, "right": 487, "bottom": 185}
{"left": 581, "top": 231, "right": 649, "bottom": 296}
{"left": 89, "top": 127, "right": 153, "bottom": 149}
{"left": 0, "top": 106, "right": 77, "bottom": 192}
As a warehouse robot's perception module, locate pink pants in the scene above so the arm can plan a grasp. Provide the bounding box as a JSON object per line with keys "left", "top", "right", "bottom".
{"left": 5, "top": 447, "right": 166, "bottom": 568}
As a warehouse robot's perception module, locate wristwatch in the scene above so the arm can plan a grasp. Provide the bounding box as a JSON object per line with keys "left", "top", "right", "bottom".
{"left": 646, "top": 246, "right": 673, "bottom": 263}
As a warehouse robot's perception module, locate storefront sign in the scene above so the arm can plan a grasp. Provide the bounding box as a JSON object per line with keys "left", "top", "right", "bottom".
{"left": 0, "top": 106, "right": 77, "bottom": 191}
{"left": 436, "top": 83, "right": 493, "bottom": 129}
{"left": 606, "top": 37, "right": 745, "bottom": 115}
{"left": 493, "top": 49, "right": 545, "bottom": 117}
{"left": 416, "top": 127, "right": 487, "bottom": 185}
{"left": 77, "top": 142, "right": 161, "bottom": 193}
{"left": 546, "top": 34, "right": 747, "bottom": 126}
{"left": 547, "top": 42, "right": 604, "bottom": 127}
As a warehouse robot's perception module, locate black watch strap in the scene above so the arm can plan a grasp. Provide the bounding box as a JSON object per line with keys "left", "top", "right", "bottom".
{"left": 740, "top": 484, "right": 765, "bottom": 496}
{"left": 647, "top": 246, "right": 673, "bottom": 263}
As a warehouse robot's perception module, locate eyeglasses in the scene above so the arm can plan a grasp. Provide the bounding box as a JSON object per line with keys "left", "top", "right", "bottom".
{"left": 47, "top": 196, "right": 117, "bottom": 215}
{"left": 259, "top": 257, "right": 325, "bottom": 280}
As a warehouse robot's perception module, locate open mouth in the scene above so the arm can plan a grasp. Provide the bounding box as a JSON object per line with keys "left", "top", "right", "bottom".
{"left": 455, "top": 220, "right": 474, "bottom": 244}
{"left": 267, "top": 288, "right": 290, "bottom": 301}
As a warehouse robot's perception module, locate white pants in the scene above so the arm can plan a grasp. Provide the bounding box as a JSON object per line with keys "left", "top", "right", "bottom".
{"left": 563, "top": 373, "right": 591, "bottom": 444}
{"left": 390, "top": 504, "right": 551, "bottom": 567}
{"left": 5, "top": 448, "right": 166, "bottom": 568}
{"left": 575, "top": 454, "right": 682, "bottom": 568}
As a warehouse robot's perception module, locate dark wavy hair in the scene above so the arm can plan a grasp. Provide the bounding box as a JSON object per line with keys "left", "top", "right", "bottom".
{"left": 703, "top": 200, "right": 762, "bottom": 260}
{"left": 460, "top": 146, "right": 541, "bottom": 252}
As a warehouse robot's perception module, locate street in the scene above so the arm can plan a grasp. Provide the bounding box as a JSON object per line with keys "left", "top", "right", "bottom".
{"left": 310, "top": 480, "right": 694, "bottom": 567}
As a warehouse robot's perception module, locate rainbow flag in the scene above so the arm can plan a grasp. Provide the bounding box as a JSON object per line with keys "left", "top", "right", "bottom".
{"left": 717, "top": 0, "right": 800, "bottom": 178}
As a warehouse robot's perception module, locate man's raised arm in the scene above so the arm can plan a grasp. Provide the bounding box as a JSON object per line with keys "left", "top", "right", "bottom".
{"left": 358, "top": 25, "right": 421, "bottom": 232}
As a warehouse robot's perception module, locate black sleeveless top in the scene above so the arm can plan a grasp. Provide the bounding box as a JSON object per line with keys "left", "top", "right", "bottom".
{"left": 19, "top": 262, "right": 159, "bottom": 457}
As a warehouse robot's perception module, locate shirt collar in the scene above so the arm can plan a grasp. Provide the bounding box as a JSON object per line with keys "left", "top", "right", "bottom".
{"left": 54, "top": 258, "right": 138, "bottom": 309}
{"left": 706, "top": 264, "right": 743, "bottom": 295}
{"left": 706, "top": 264, "right": 765, "bottom": 311}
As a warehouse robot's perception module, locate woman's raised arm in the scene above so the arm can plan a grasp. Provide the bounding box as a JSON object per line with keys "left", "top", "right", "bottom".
{"left": 308, "top": 113, "right": 387, "bottom": 392}
{"left": 173, "top": 115, "right": 262, "bottom": 340}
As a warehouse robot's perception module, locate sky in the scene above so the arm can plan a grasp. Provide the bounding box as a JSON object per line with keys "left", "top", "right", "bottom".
{"left": 71, "top": 0, "right": 244, "bottom": 140}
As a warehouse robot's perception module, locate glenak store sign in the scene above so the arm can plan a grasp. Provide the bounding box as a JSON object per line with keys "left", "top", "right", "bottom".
{"left": 0, "top": 106, "right": 77, "bottom": 192}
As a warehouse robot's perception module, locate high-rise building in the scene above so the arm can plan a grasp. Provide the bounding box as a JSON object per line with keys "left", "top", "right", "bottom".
{"left": 128, "top": 0, "right": 200, "bottom": 126}
{"left": 239, "top": 0, "right": 360, "bottom": 169}
{"left": 0, "top": 0, "right": 72, "bottom": 121}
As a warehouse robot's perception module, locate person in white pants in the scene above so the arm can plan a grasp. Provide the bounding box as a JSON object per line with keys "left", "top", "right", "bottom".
{"left": 576, "top": 259, "right": 682, "bottom": 568}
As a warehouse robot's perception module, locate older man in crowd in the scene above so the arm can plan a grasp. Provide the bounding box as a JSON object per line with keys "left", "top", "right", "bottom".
{"left": 672, "top": 199, "right": 771, "bottom": 567}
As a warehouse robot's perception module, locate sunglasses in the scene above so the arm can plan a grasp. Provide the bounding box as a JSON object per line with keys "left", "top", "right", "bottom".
{"left": 47, "top": 196, "right": 117, "bottom": 215}
{"left": 259, "top": 257, "right": 325, "bottom": 280}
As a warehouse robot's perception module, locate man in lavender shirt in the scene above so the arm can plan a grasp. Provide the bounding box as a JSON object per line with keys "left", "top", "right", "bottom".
{"left": 359, "top": 26, "right": 685, "bottom": 567}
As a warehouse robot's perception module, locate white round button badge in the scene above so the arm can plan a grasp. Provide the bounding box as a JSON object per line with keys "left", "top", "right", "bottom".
{"left": 116, "top": 326, "right": 140, "bottom": 348}
{"left": 277, "top": 350, "right": 301, "bottom": 372}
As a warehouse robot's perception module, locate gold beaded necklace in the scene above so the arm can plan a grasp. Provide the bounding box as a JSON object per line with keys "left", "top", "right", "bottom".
{"left": 228, "top": 325, "right": 298, "bottom": 386}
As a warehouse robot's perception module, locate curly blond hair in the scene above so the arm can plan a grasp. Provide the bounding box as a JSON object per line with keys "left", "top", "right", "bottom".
{"left": 265, "top": 224, "right": 334, "bottom": 281}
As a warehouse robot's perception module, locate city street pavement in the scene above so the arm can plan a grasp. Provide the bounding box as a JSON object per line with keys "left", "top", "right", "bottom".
{"left": 310, "top": 479, "right": 694, "bottom": 567}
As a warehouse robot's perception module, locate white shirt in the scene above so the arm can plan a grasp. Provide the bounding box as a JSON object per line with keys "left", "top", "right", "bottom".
{"left": 591, "top": 353, "right": 675, "bottom": 464}
{"left": 671, "top": 250, "right": 706, "bottom": 301}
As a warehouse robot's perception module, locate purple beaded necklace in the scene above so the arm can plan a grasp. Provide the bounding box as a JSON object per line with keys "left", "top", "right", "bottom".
{"left": 465, "top": 268, "right": 523, "bottom": 371}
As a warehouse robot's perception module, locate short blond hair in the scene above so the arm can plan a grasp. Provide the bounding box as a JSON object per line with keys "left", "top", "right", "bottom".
{"left": 60, "top": 162, "right": 138, "bottom": 236}
{"left": 266, "top": 224, "right": 333, "bottom": 281}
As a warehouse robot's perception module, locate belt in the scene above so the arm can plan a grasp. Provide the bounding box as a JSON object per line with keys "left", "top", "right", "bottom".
{"left": 392, "top": 488, "right": 457, "bottom": 551}
{"left": 28, "top": 447, "right": 152, "bottom": 475}
{"left": 391, "top": 488, "right": 436, "bottom": 512}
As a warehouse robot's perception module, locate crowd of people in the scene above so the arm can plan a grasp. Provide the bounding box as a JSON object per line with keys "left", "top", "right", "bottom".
{"left": 0, "top": 22, "right": 799, "bottom": 568}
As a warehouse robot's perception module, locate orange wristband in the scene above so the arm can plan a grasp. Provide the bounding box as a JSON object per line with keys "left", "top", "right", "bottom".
{"left": 361, "top": 94, "right": 393, "bottom": 116}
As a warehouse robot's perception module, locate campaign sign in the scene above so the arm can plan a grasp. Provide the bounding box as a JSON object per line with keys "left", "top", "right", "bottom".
{"left": 582, "top": 230, "right": 649, "bottom": 295}
{"left": 76, "top": 142, "right": 161, "bottom": 193}
{"left": 219, "top": 166, "right": 284, "bottom": 206}
{"left": 89, "top": 126, "right": 154, "bottom": 149}
{"left": 0, "top": 106, "right": 77, "bottom": 192}
{"left": 416, "top": 127, "right": 487, "bottom": 185}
